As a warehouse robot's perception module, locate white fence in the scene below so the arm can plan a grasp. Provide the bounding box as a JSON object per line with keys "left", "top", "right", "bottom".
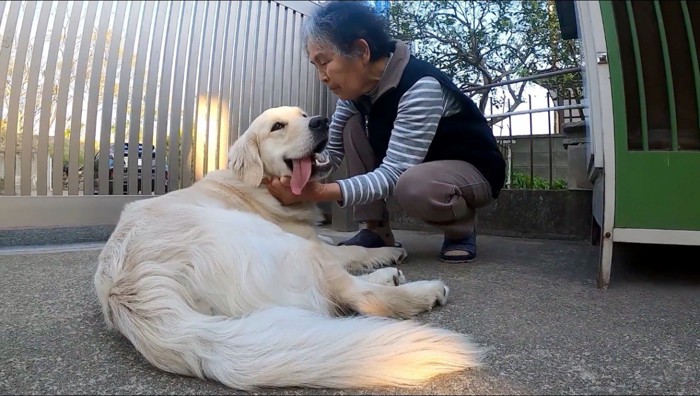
{"left": 0, "top": 0, "right": 335, "bottom": 229}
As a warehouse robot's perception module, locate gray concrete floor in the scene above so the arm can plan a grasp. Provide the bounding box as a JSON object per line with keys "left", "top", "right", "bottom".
{"left": 1, "top": 229, "right": 698, "bottom": 395}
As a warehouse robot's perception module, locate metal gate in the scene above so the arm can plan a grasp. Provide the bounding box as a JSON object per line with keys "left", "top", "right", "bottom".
{"left": 0, "top": 1, "right": 334, "bottom": 229}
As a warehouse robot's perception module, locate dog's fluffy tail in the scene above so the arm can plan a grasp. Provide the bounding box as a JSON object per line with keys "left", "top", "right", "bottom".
{"left": 97, "top": 264, "right": 483, "bottom": 390}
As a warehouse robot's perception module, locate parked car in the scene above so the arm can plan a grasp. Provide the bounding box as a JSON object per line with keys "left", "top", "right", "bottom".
{"left": 93, "top": 143, "right": 168, "bottom": 195}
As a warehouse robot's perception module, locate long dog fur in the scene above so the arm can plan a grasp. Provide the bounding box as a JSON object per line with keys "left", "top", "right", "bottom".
{"left": 94, "top": 106, "right": 484, "bottom": 390}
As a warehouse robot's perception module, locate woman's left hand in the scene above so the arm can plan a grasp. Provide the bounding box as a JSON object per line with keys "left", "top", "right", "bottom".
{"left": 264, "top": 176, "right": 318, "bottom": 205}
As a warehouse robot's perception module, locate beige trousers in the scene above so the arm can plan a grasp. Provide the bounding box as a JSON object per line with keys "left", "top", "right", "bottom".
{"left": 342, "top": 114, "right": 493, "bottom": 238}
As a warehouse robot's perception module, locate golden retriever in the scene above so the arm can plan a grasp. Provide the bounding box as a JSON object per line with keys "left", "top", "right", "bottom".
{"left": 94, "top": 106, "right": 483, "bottom": 391}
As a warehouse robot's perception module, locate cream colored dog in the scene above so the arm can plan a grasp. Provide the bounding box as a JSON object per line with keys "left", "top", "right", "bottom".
{"left": 94, "top": 106, "right": 483, "bottom": 391}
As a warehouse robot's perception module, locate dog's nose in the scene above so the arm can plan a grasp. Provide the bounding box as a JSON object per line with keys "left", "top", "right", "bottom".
{"left": 309, "top": 116, "right": 329, "bottom": 131}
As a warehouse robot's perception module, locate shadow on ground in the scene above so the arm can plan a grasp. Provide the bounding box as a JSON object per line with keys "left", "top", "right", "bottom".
{"left": 610, "top": 242, "right": 700, "bottom": 286}
{"left": 0, "top": 229, "right": 697, "bottom": 395}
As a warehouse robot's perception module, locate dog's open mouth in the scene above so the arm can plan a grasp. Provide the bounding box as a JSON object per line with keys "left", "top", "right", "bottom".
{"left": 284, "top": 138, "right": 330, "bottom": 195}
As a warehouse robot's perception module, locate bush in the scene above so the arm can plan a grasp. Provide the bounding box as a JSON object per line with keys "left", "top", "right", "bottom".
{"left": 509, "top": 171, "right": 567, "bottom": 190}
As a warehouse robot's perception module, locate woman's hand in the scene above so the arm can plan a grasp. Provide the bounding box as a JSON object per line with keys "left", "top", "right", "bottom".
{"left": 264, "top": 177, "right": 344, "bottom": 206}
{"left": 264, "top": 176, "right": 319, "bottom": 205}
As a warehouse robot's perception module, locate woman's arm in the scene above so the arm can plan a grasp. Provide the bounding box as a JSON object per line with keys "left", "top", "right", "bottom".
{"left": 333, "top": 76, "right": 445, "bottom": 207}
{"left": 266, "top": 77, "right": 445, "bottom": 206}
{"left": 321, "top": 99, "right": 358, "bottom": 171}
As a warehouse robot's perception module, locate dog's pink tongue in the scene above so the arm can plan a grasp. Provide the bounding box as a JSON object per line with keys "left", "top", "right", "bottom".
{"left": 291, "top": 157, "right": 313, "bottom": 195}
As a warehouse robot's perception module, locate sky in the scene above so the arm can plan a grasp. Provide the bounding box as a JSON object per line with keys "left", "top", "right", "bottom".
{"left": 485, "top": 85, "right": 558, "bottom": 138}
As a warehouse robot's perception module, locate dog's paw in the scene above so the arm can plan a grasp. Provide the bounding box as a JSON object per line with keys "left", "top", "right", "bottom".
{"left": 398, "top": 280, "right": 449, "bottom": 316}
{"left": 374, "top": 246, "right": 408, "bottom": 267}
{"left": 419, "top": 280, "right": 448, "bottom": 308}
{"left": 340, "top": 246, "right": 408, "bottom": 273}
{"left": 317, "top": 235, "right": 335, "bottom": 245}
{"left": 361, "top": 267, "right": 407, "bottom": 286}
{"left": 436, "top": 284, "right": 449, "bottom": 306}
{"left": 393, "top": 268, "right": 407, "bottom": 286}
{"left": 393, "top": 247, "right": 408, "bottom": 264}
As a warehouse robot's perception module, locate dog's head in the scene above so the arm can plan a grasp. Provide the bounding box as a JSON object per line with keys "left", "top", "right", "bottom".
{"left": 228, "top": 106, "right": 332, "bottom": 193}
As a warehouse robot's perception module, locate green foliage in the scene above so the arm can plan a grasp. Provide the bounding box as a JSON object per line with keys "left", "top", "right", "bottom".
{"left": 509, "top": 171, "right": 567, "bottom": 190}
{"left": 518, "top": 0, "right": 583, "bottom": 98}
{"left": 387, "top": 0, "right": 583, "bottom": 115}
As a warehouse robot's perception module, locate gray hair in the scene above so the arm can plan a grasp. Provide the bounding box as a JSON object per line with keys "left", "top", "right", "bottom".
{"left": 301, "top": 13, "right": 345, "bottom": 56}
{"left": 301, "top": 2, "right": 393, "bottom": 61}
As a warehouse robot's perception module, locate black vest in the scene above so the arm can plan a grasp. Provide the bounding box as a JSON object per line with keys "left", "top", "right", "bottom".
{"left": 352, "top": 55, "right": 506, "bottom": 198}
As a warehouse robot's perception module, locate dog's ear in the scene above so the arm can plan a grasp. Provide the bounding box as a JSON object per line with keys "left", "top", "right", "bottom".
{"left": 228, "top": 133, "right": 264, "bottom": 187}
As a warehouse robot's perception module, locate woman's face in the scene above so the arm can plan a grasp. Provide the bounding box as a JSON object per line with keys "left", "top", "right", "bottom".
{"left": 307, "top": 40, "right": 371, "bottom": 100}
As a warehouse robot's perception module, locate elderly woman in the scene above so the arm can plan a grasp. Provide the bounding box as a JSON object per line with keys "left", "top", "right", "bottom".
{"left": 266, "top": 1, "right": 506, "bottom": 263}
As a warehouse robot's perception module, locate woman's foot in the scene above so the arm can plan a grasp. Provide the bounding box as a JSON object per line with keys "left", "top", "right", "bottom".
{"left": 439, "top": 229, "right": 477, "bottom": 263}
{"left": 338, "top": 221, "right": 401, "bottom": 248}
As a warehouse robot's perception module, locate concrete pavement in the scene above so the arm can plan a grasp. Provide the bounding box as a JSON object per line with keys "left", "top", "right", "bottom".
{"left": 1, "top": 229, "right": 698, "bottom": 395}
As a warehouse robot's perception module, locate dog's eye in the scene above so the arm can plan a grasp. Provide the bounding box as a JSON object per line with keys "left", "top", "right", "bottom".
{"left": 271, "top": 122, "right": 286, "bottom": 132}
{"left": 302, "top": 113, "right": 307, "bottom": 118}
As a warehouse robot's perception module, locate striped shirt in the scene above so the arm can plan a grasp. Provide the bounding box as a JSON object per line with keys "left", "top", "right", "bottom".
{"left": 323, "top": 76, "right": 462, "bottom": 207}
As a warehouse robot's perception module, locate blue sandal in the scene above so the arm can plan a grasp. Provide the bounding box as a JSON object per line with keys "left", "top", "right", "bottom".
{"left": 338, "top": 229, "right": 402, "bottom": 248}
{"left": 440, "top": 230, "right": 477, "bottom": 263}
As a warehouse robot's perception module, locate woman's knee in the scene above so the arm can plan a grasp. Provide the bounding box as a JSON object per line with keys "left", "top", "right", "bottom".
{"left": 395, "top": 165, "right": 469, "bottom": 224}
{"left": 394, "top": 167, "right": 436, "bottom": 218}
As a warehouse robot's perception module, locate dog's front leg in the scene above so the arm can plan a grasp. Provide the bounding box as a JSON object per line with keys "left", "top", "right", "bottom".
{"left": 318, "top": 262, "right": 447, "bottom": 319}
{"left": 322, "top": 245, "right": 408, "bottom": 272}
{"left": 316, "top": 234, "right": 335, "bottom": 245}
{"left": 358, "top": 267, "right": 406, "bottom": 286}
